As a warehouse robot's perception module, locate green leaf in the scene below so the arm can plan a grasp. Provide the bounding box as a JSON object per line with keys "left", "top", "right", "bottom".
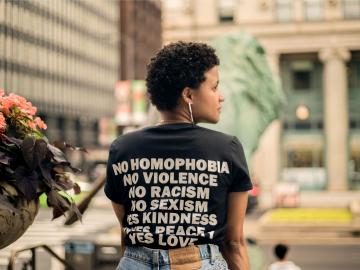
{"left": 0, "top": 154, "right": 10, "bottom": 165}
{"left": 47, "top": 144, "right": 68, "bottom": 164}
{"left": 55, "top": 176, "right": 74, "bottom": 191}
{"left": 53, "top": 141, "right": 87, "bottom": 153}
{"left": 33, "top": 139, "right": 47, "bottom": 167}
{"left": 20, "top": 136, "right": 36, "bottom": 169}
{"left": 46, "top": 189, "right": 71, "bottom": 220}
{"left": 20, "top": 138, "right": 49, "bottom": 171}
{"left": 1, "top": 134, "right": 22, "bottom": 146}
{"left": 39, "top": 161, "right": 53, "bottom": 188}
{"left": 70, "top": 203, "right": 83, "bottom": 223}
{"left": 69, "top": 165, "right": 81, "bottom": 173}
{"left": 73, "top": 182, "right": 81, "bottom": 195}
{"left": 14, "top": 166, "right": 39, "bottom": 200}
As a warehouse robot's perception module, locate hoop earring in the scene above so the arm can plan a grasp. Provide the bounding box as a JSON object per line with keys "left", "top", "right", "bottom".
{"left": 188, "top": 102, "right": 194, "bottom": 125}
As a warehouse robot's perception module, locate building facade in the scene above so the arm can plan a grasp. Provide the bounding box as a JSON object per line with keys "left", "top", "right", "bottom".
{"left": 162, "top": 0, "right": 360, "bottom": 191}
{"left": 0, "top": 0, "right": 119, "bottom": 147}
{"left": 119, "top": 0, "right": 162, "bottom": 81}
{"left": 116, "top": 0, "right": 162, "bottom": 135}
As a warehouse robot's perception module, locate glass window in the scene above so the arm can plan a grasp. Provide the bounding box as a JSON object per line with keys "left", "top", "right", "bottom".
{"left": 291, "top": 61, "right": 314, "bottom": 90}
{"left": 293, "top": 70, "right": 311, "bottom": 90}
{"left": 348, "top": 60, "right": 360, "bottom": 90}
{"left": 350, "top": 148, "right": 360, "bottom": 190}
{"left": 348, "top": 54, "right": 360, "bottom": 131}
{"left": 294, "top": 121, "right": 312, "bottom": 130}
{"left": 344, "top": 0, "right": 360, "bottom": 19}
{"left": 0, "top": 0, "right": 5, "bottom": 23}
{"left": 163, "top": 0, "right": 191, "bottom": 14}
{"left": 276, "top": 0, "right": 292, "bottom": 22}
{"left": 282, "top": 143, "right": 326, "bottom": 190}
{"left": 286, "top": 148, "right": 324, "bottom": 168}
{"left": 57, "top": 116, "right": 66, "bottom": 141}
{"left": 218, "top": 0, "right": 235, "bottom": 23}
{"left": 305, "top": 0, "right": 323, "bottom": 21}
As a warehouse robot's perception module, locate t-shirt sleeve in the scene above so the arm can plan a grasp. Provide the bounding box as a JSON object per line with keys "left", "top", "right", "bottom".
{"left": 229, "top": 136, "right": 253, "bottom": 192}
{"left": 104, "top": 142, "right": 126, "bottom": 204}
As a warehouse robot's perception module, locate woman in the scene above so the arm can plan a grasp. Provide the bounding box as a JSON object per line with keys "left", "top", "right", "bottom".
{"left": 105, "top": 41, "right": 252, "bottom": 270}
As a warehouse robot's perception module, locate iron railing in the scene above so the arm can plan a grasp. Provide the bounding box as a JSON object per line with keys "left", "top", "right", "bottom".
{"left": 8, "top": 244, "right": 75, "bottom": 270}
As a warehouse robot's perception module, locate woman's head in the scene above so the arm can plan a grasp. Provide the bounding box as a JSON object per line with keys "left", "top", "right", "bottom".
{"left": 274, "top": 244, "right": 289, "bottom": 260}
{"left": 146, "top": 41, "right": 224, "bottom": 123}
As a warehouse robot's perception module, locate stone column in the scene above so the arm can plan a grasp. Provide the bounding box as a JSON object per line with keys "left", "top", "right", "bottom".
{"left": 252, "top": 120, "right": 282, "bottom": 192}
{"left": 319, "top": 47, "right": 350, "bottom": 190}
{"left": 267, "top": 51, "right": 280, "bottom": 76}
{"left": 294, "top": 0, "right": 304, "bottom": 22}
{"left": 252, "top": 52, "right": 282, "bottom": 192}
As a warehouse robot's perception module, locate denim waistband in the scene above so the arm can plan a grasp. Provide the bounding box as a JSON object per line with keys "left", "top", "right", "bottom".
{"left": 123, "top": 244, "right": 221, "bottom": 266}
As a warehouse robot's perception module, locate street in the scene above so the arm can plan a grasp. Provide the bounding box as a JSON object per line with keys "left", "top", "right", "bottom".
{"left": 0, "top": 1, "right": 359, "bottom": 270}
{"left": 245, "top": 209, "right": 360, "bottom": 270}
{"left": 260, "top": 243, "right": 360, "bottom": 270}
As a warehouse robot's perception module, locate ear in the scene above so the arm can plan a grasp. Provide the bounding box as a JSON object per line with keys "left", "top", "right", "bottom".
{"left": 181, "top": 87, "right": 193, "bottom": 104}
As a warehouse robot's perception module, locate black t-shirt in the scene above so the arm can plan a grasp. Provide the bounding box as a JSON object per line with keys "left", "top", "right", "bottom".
{"left": 105, "top": 123, "right": 252, "bottom": 249}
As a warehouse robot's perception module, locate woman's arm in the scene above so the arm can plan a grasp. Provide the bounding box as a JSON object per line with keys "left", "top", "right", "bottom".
{"left": 111, "top": 202, "right": 126, "bottom": 257}
{"left": 222, "top": 191, "right": 250, "bottom": 270}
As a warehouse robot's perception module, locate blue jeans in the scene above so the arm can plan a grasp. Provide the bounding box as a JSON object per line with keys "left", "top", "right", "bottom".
{"left": 116, "top": 244, "right": 229, "bottom": 270}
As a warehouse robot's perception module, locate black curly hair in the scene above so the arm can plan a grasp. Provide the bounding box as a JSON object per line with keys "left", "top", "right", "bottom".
{"left": 274, "top": 244, "right": 288, "bottom": 260}
{"left": 146, "top": 41, "right": 220, "bottom": 111}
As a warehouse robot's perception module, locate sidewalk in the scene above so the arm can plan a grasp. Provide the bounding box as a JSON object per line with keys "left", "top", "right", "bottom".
{"left": 245, "top": 190, "right": 360, "bottom": 245}
{"left": 62, "top": 190, "right": 360, "bottom": 246}
{"left": 258, "top": 190, "right": 360, "bottom": 209}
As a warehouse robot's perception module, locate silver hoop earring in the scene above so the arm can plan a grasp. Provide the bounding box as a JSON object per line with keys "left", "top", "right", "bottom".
{"left": 188, "top": 102, "right": 194, "bottom": 125}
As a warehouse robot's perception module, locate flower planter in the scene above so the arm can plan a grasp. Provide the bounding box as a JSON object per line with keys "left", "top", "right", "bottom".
{"left": 0, "top": 183, "right": 39, "bottom": 249}
{"left": 0, "top": 90, "right": 82, "bottom": 249}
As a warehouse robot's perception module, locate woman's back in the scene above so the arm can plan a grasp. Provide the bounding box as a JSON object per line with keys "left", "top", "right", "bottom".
{"left": 105, "top": 123, "right": 252, "bottom": 249}
{"left": 106, "top": 41, "right": 253, "bottom": 269}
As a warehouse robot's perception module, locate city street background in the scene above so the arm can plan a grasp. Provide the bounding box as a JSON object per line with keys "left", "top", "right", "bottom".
{"left": 0, "top": 0, "right": 360, "bottom": 269}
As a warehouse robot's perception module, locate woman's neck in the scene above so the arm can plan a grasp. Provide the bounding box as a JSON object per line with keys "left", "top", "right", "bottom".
{"left": 158, "top": 109, "right": 192, "bottom": 125}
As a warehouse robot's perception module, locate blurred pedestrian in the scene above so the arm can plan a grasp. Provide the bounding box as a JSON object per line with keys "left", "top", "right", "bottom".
{"left": 268, "top": 243, "right": 301, "bottom": 270}
{"left": 105, "top": 41, "right": 253, "bottom": 269}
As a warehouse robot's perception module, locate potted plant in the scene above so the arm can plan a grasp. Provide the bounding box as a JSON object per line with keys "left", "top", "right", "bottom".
{"left": 0, "top": 89, "right": 82, "bottom": 249}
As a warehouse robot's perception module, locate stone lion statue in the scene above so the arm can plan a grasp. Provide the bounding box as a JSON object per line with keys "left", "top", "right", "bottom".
{"left": 201, "top": 31, "right": 285, "bottom": 160}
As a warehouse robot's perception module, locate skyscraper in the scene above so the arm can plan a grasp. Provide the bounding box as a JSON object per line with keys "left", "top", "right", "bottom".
{"left": 0, "top": 0, "right": 119, "bottom": 146}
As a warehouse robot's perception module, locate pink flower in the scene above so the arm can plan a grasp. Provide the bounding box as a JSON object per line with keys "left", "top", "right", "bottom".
{"left": 1, "top": 93, "right": 37, "bottom": 117}
{"left": 34, "top": 117, "right": 47, "bottom": 130}
{"left": 0, "top": 112, "right": 6, "bottom": 133}
{"left": 0, "top": 90, "right": 47, "bottom": 134}
{"left": 20, "top": 100, "right": 37, "bottom": 116}
{"left": 27, "top": 121, "right": 36, "bottom": 130}
{"left": 1, "top": 98, "right": 13, "bottom": 116}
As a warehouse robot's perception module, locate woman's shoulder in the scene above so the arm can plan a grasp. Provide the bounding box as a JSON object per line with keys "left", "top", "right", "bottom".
{"left": 109, "top": 124, "right": 238, "bottom": 151}
{"left": 109, "top": 129, "right": 145, "bottom": 149}
{"left": 195, "top": 125, "right": 235, "bottom": 143}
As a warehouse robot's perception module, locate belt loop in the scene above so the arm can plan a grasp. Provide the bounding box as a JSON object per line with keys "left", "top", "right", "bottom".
{"left": 153, "top": 250, "right": 159, "bottom": 270}
{"left": 209, "top": 244, "right": 215, "bottom": 265}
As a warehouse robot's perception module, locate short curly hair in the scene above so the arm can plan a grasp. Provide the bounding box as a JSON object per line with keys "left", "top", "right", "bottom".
{"left": 146, "top": 41, "right": 220, "bottom": 111}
